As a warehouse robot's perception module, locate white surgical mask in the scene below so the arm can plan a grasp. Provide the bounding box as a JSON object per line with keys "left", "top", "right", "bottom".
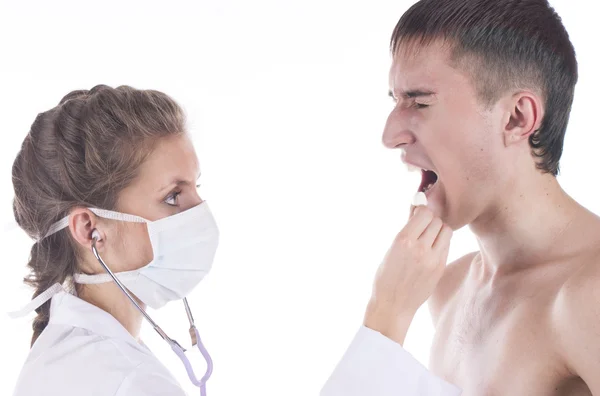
{"left": 46, "top": 201, "right": 219, "bottom": 309}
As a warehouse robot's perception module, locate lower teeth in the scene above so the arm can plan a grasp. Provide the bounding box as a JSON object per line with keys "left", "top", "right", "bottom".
{"left": 423, "top": 183, "right": 434, "bottom": 192}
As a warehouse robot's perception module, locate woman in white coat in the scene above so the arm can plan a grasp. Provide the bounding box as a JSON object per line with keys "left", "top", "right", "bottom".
{"left": 11, "top": 85, "right": 218, "bottom": 396}
{"left": 10, "top": 84, "right": 460, "bottom": 396}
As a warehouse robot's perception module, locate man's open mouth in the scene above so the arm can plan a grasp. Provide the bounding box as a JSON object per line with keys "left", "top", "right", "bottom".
{"left": 419, "top": 169, "right": 438, "bottom": 193}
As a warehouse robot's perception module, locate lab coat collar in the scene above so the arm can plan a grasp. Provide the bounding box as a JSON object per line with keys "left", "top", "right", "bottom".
{"left": 49, "top": 290, "right": 142, "bottom": 346}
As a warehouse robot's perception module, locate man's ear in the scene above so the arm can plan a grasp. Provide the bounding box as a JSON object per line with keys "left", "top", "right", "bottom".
{"left": 503, "top": 91, "right": 544, "bottom": 146}
{"left": 68, "top": 208, "right": 106, "bottom": 250}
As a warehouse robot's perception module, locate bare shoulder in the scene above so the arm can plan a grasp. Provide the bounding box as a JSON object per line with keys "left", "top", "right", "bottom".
{"left": 554, "top": 237, "right": 600, "bottom": 380}
{"left": 558, "top": 213, "right": 600, "bottom": 307}
{"left": 428, "top": 251, "right": 478, "bottom": 326}
{"left": 557, "top": 249, "right": 600, "bottom": 318}
{"left": 557, "top": 210, "right": 600, "bottom": 306}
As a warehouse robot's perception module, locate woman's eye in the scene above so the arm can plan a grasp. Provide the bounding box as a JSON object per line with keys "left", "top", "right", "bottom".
{"left": 164, "top": 191, "right": 181, "bottom": 206}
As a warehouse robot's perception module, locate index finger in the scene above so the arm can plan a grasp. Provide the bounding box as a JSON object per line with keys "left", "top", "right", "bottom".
{"left": 403, "top": 205, "right": 435, "bottom": 239}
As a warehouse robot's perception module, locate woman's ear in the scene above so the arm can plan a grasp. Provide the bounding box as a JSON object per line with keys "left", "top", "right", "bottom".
{"left": 503, "top": 91, "right": 544, "bottom": 146}
{"left": 68, "top": 208, "right": 106, "bottom": 250}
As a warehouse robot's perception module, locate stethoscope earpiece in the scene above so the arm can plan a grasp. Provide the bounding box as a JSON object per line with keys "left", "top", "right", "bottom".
{"left": 91, "top": 229, "right": 102, "bottom": 242}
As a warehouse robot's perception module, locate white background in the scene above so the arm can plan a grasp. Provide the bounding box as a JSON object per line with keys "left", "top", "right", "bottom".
{"left": 0, "top": 1, "right": 598, "bottom": 395}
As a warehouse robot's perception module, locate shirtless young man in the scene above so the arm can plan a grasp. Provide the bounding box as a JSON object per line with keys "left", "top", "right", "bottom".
{"left": 381, "top": 0, "right": 600, "bottom": 394}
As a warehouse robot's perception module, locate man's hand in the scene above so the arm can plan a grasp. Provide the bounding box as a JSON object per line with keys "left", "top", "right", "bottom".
{"left": 363, "top": 205, "right": 453, "bottom": 345}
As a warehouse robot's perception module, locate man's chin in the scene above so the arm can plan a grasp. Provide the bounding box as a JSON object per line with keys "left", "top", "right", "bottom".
{"left": 423, "top": 194, "right": 443, "bottom": 219}
{"left": 430, "top": 204, "right": 465, "bottom": 232}
{"left": 424, "top": 185, "right": 462, "bottom": 230}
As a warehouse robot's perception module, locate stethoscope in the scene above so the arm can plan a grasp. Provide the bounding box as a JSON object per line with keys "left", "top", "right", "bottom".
{"left": 91, "top": 230, "right": 213, "bottom": 396}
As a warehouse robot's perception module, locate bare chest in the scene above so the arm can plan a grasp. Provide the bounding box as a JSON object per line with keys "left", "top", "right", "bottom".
{"left": 430, "top": 286, "right": 590, "bottom": 396}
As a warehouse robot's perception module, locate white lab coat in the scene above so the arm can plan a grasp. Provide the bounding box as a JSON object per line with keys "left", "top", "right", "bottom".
{"left": 12, "top": 290, "right": 186, "bottom": 396}
{"left": 12, "top": 290, "right": 461, "bottom": 396}
{"left": 320, "top": 326, "right": 462, "bottom": 396}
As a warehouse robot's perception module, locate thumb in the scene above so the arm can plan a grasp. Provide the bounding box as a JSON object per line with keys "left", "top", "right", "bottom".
{"left": 409, "top": 205, "right": 417, "bottom": 219}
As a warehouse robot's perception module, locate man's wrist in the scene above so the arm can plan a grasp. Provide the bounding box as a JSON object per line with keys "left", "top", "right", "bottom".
{"left": 363, "top": 299, "right": 416, "bottom": 346}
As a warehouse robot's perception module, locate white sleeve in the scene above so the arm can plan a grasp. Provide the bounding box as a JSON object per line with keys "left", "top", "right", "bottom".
{"left": 320, "top": 326, "right": 462, "bottom": 396}
{"left": 115, "top": 362, "right": 188, "bottom": 396}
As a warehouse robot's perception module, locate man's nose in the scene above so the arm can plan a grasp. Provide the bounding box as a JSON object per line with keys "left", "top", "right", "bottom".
{"left": 382, "top": 111, "right": 416, "bottom": 149}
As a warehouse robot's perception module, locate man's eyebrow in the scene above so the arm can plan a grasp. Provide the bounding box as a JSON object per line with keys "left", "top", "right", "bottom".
{"left": 388, "top": 89, "right": 436, "bottom": 99}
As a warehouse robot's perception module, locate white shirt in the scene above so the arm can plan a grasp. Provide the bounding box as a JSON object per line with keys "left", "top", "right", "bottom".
{"left": 320, "top": 326, "right": 462, "bottom": 396}
{"left": 12, "top": 290, "right": 187, "bottom": 396}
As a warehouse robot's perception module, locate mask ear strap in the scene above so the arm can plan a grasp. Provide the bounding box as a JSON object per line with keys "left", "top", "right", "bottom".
{"left": 8, "top": 283, "right": 64, "bottom": 318}
{"left": 38, "top": 208, "right": 149, "bottom": 242}
{"left": 41, "top": 217, "right": 70, "bottom": 240}
{"left": 89, "top": 208, "right": 148, "bottom": 223}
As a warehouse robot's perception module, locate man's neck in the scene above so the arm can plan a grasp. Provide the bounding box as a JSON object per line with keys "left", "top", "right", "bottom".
{"left": 469, "top": 173, "right": 580, "bottom": 275}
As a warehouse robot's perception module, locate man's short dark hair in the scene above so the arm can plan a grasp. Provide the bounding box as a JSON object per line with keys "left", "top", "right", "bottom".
{"left": 391, "top": 0, "right": 578, "bottom": 176}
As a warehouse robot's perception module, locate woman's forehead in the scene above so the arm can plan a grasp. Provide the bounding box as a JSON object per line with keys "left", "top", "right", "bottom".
{"left": 137, "top": 134, "right": 200, "bottom": 188}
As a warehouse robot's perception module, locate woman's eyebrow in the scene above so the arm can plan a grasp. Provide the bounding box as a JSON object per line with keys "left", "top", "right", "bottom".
{"left": 157, "top": 174, "right": 201, "bottom": 192}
